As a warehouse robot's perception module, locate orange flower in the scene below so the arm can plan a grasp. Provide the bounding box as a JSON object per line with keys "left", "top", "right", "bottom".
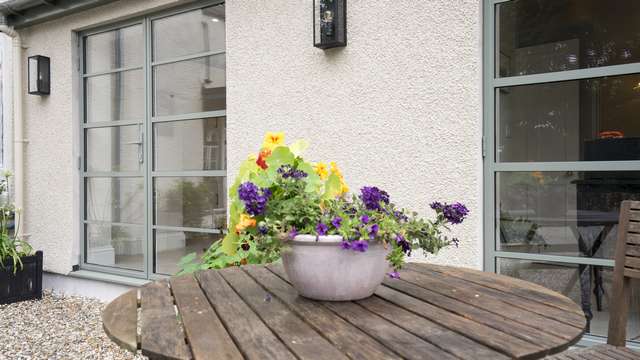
{"left": 235, "top": 213, "right": 256, "bottom": 233}
{"left": 256, "top": 148, "right": 271, "bottom": 170}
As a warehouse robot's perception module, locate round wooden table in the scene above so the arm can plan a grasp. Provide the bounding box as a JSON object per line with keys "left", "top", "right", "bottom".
{"left": 103, "top": 263, "right": 586, "bottom": 360}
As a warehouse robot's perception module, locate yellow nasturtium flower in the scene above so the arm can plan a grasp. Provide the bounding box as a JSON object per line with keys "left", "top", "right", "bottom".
{"left": 315, "top": 162, "right": 329, "bottom": 180}
{"left": 340, "top": 180, "right": 349, "bottom": 195}
{"left": 235, "top": 213, "right": 256, "bottom": 233}
{"left": 262, "top": 132, "right": 285, "bottom": 150}
{"left": 330, "top": 161, "right": 342, "bottom": 177}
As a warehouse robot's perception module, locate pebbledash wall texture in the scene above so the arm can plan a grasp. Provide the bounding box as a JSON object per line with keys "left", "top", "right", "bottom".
{"left": 15, "top": 0, "right": 483, "bottom": 275}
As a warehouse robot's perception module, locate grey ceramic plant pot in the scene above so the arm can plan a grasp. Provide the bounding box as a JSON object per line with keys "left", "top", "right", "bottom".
{"left": 282, "top": 234, "right": 390, "bottom": 301}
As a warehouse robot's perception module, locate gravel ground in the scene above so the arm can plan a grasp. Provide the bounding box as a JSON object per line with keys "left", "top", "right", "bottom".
{"left": 0, "top": 291, "right": 147, "bottom": 360}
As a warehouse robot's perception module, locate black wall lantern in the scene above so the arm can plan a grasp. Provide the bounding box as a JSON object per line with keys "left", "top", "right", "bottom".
{"left": 313, "top": 0, "right": 346, "bottom": 49}
{"left": 28, "top": 55, "right": 50, "bottom": 95}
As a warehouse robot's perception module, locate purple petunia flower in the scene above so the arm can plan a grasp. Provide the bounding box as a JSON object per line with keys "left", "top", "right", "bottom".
{"left": 258, "top": 224, "right": 269, "bottom": 235}
{"left": 351, "top": 240, "right": 369, "bottom": 252}
{"left": 430, "top": 201, "right": 444, "bottom": 211}
{"left": 238, "top": 182, "right": 272, "bottom": 216}
{"left": 331, "top": 216, "right": 342, "bottom": 229}
{"left": 360, "top": 215, "right": 370, "bottom": 224}
{"left": 396, "top": 233, "right": 411, "bottom": 255}
{"left": 394, "top": 210, "right": 409, "bottom": 222}
{"left": 369, "top": 224, "right": 379, "bottom": 239}
{"left": 387, "top": 271, "right": 400, "bottom": 279}
{"left": 340, "top": 240, "right": 351, "bottom": 250}
{"left": 289, "top": 226, "right": 298, "bottom": 240}
{"left": 431, "top": 201, "right": 469, "bottom": 225}
{"left": 360, "top": 186, "right": 390, "bottom": 211}
{"left": 316, "top": 223, "right": 328, "bottom": 236}
{"left": 277, "top": 164, "right": 308, "bottom": 180}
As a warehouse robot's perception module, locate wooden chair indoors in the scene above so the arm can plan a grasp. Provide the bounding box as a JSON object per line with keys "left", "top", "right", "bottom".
{"left": 547, "top": 200, "right": 640, "bottom": 359}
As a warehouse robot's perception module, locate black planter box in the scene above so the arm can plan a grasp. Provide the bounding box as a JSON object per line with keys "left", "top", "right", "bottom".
{"left": 0, "top": 251, "right": 43, "bottom": 305}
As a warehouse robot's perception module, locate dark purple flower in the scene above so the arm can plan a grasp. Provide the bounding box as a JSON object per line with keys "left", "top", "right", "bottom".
{"left": 331, "top": 216, "right": 342, "bottom": 229}
{"left": 258, "top": 224, "right": 268, "bottom": 235}
{"left": 387, "top": 271, "right": 400, "bottom": 279}
{"left": 368, "top": 224, "right": 379, "bottom": 239}
{"left": 241, "top": 242, "right": 250, "bottom": 251}
{"left": 442, "top": 203, "right": 469, "bottom": 224}
{"left": 360, "top": 186, "right": 390, "bottom": 211}
{"left": 430, "top": 202, "right": 444, "bottom": 211}
{"left": 238, "top": 182, "right": 272, "bottom": 216}
{"left": 340, "top": 240, "right": 351, "bottom": 250}
{"left": 451, "top": 237, "right": 460, "bottom": 248}
{"left": 396, "top": 233, "right": 411, "bottom": 255}
{"left": 289, "top": 226, "right": 298, "bottom": 240}
{"left": 316, "top": 222, "right": 328, "bottom": 236}
{"left": 351, "top": 240, "right": 369, "bottom": 252}
{"left": 394, "top": 210, "right": 409, "bottom": 222}
{"left": 360, "top": 215, "right": 370, "bottom": 224}
{"left": 277, "top": 164, "right": 308, "bottom": 180}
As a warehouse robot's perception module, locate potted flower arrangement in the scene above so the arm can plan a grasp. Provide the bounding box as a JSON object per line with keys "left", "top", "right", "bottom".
{"left": 0, "top": 171, "right": 42, "bottom": 305}
{"left": 179, "top": 133, "right": 468, "bottom": 301}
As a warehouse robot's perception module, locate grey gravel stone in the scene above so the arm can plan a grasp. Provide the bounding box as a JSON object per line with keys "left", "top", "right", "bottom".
{"left": 0, "top": 291, "right": 147, "bottom": 360}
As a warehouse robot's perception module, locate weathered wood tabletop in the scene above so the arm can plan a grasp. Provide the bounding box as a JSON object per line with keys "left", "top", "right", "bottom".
{"left": 103, "top": 263, "right": 586, "bottom": 360}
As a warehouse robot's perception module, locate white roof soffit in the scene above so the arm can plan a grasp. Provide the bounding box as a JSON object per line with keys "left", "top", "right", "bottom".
{"left": 0, "top": 0, "right": 118, "bottom": 29}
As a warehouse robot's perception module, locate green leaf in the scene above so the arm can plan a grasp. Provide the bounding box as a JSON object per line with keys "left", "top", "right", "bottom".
{"left": 289, "top": 139, "right": 309, "bottom": 157}
{"left": 322, "top": 173, "right": 342, "bottom": 200}
{"left": 266, "top": 146, "right": 295, "bottom": 169}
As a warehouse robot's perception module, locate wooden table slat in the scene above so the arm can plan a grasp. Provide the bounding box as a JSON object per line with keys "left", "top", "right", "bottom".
{"left": 196, "top": 270, "right": 297, "bottom": 360}
{"left": 140, "top": 282, "right": 192, "bottom": 360}
{"left": 219, "top": 266, "right": 350, "bottom": 360}
{"left": 400, "top": 267, "right": 584, "bottom": 340}
{"left": 356, "top": 295, "right": 510, "bottom": 360}
{"left": 102, "top": 289, "right": 138, "bottom": 352}
{"left": 242, "top": 265, "right": 399, "bottom": 360}
{"left": 406, "top": 263, "right": 587, "bottom": 329}
{"left": 169, "top": 275, "right": 243, "bottom": 360}
{"left": 423, "top": 263, "right": 582, "bottom": 314}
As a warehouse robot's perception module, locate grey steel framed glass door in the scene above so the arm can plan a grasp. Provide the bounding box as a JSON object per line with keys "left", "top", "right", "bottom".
{"left": 80, "top": 1, "right": 226, "bottom": 279}
{"left": 483, "top": 0, "right": 640, "bottom": 346}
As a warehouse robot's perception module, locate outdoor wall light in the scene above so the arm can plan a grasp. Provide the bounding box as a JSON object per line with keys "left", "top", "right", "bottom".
{"left": 28, "top": 55, "right": 50, "bottom": 95}
{"left": 313, "top": 0, "right": 346, "bottom": 49}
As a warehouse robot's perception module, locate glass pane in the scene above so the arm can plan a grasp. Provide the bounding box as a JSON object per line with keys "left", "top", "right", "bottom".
{"left": 86, "top": 223, "right": 144, "bottom": 271}
{"left": 498, "top": 259, "right": 640, "bottom": 339}
{"left": 86, "top": 177, "right": 144, "bottom": 224}
{"left": 154, "top": 117, "right": 226, "bottom": 171}
{"left": 153, "top": 55, "right": 226, "bottom": 116}
{"left": 85, "top": 69, "right": 144, "bottom": 123}
{"left": 497, "top": 0, "right": 640, "bottom": 77}
{"left": 85, "top": 25, "right": 143, "bottom": 74}
{"left": 154, "top": 230, "right": 222, "bottom": 275}
{"left": 497, "top": 171, "right": 640, "bottom": 258}
{"left": 497, "top": 74, "right": 640, "bottom": 162}
{"left": 86, "top": 125, "right": 142, "bottom": 172}
{"left": 152, "top": 5, "right": 225, "bottom": 61}
{"left": 154, "top": 177, "right": 226, "bottom": 229}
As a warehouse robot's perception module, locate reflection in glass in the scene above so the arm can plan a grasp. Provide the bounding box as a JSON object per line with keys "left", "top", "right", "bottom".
{"left": 497, "top": 0, "right": 640, "bottom": 77}
{"left": 497, "top": 74, "right": 640, "bottom": 162}
{"left": 153, "top": 55, "right": 226, "bottom": 116}
{"left": 154, "top": 177, "right": 226, "bottom": 229}
{"left": 86, "top": 126, "right": 142, "bottom": 172}
{"left": 497, "top": 171, "right": 640, "bottom": 258}
{"left": 84, "top": 25, "right": 143, "bottom": 74}
{"left": 154, "top": 117, "right": 226, "bottom": 171}
{"left": 85, "top": 70, "right": 144, "bottom": 123}
{"left": 86, "top": 177, "right": 145, "bottom": 225}
{"left": 86, "top": 223, "right": 144, "bottom": 271}
{"left": 154, "top": 230, "right": 222, "bottom": 275}
{"left": 498, "top": 259, "right": 640, "bottom": 338}
{"left": 152, "top": 5, "right": 225, "bottom": 61}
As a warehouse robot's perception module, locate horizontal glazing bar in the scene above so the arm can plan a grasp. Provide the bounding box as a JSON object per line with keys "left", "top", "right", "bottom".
{"left": 147, "top": 0, "right": 224, "bottom": 22}
{"left": 490, "top": 161, "right": 640, "bottom": 172}
{"left": 83, "top": 172, "right": 143, "bottom": 178}
{"left": 151, "top": 110, "right": 227, "bottom": 123}
{"left": 79, "top": 20, "right": 143, "bottom": 37}
{"left": 79, "top": 263, "right": 146, "bottom": 278}
{"left": 152, "top": 225, "right": 223, "bottom": 234}
{"left": 150, "top": 49, "right": 225, "bottom": 67}
{"left": 82, "top": 120, "right": 143, "bottom": 129}
{"left": 492, "top": 62, "right": 640, "bottom": 88}
{"left": 151, "top": 170, "right": 226, "bottom": 177}
{"left": 83, "top": 220, "right": 144, "bottom": 228}
{"left": 495, "top": 251, "right": 615, "bottom": 267}
{"left": 83, "top": 65, "right": 143, "bottom": 78}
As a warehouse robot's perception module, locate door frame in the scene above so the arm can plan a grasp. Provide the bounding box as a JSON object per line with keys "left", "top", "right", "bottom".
{"left": 77, "top": 0, "right": 225, "bottom": 280}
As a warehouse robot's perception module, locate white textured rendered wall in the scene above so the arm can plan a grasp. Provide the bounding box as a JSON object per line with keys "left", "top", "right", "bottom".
{"left": 18, "top": 0, "right": 483, "bottom": 274}
{"left": 226, "top": 1, "right": 484, "bottom": 268}
{"left": 18, "top": 0, "right": 203, "bottom": 274}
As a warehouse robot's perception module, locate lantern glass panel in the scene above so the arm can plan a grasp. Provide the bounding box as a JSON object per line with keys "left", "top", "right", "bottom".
{"left": 314, "top": 0, "right": 346, "bottom": 49}
{"left": 28, "top": 57, "right": 38, "bottom": 94}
